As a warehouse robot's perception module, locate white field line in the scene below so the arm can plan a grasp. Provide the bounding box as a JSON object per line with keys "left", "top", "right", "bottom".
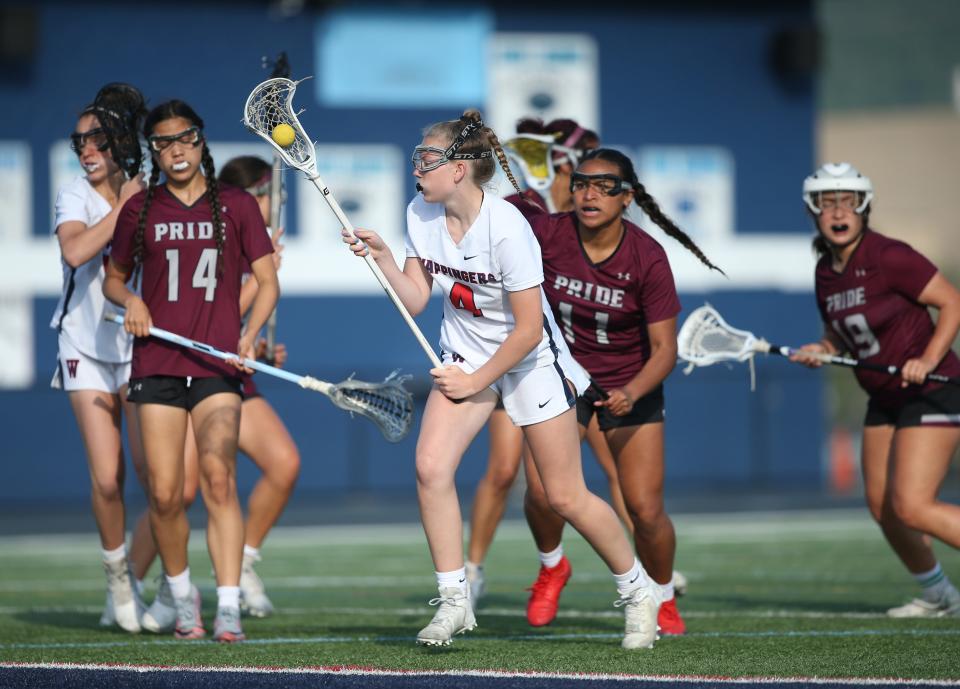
{"left": 2, "top": 661, "right": 960, "bottom": 687}
{"left": 0, "top": 604, "right": 896, "bottom": 620}
{"left": 0, "top": 509, "right": 878, "bottom": 557}
{"left": 2, "top": 626, "right": 960, "bottom": 653}
{"left": 3, "top": 661, "right": 960, "bottom": 687}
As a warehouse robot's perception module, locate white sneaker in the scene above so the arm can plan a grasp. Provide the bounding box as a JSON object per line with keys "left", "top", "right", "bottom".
{"left": 887, "top": 585, "right": 960, "bottom": 618}
{"left": 103, "top": 558, "right": 141, "bottom": 633}
{"left": 240, "top": 552, "right": 274, "bottom": 618}
{"left": 415, "top": 586, "right": 477, "bottom": 646}
{"left": 141, "top": 577, "right": 177, "bottom": 633}
{"left": 672, "top": 570, "right": 689, "bottom": 597}
{"left": 465, "top": 562, "right": 486, "bottom": 610}
{"left": 616, "top": 582, "right": 663, "bottom": 650}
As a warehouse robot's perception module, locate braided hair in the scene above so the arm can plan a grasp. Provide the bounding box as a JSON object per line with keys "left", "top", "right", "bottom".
{"left": 132, "top": 100, "right": 225, "bottom": 288}
{"left": 580, "top": 149, "right": 724, "bottom": 275}
{"left": 424, "top": 109, "right": 522, "bottom": 194}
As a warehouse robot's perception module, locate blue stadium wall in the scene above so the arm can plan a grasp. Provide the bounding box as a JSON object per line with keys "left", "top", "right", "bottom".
{"left": 0, "top": 1, "right": 824, "bottom": 504}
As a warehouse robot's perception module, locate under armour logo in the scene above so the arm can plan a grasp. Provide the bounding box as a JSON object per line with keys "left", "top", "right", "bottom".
{"left": 66, "top": 359, "right": 79, "bottom": 378}
{"left": 855, "top": 268, "right": 867, "bottom": 277}
{"left": 617, "top": 272, "right": 631, "bottom": 281}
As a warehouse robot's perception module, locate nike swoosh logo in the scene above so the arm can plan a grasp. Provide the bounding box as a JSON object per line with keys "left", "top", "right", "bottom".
{"left": 538, "top": 399, "right": 552, "bottom": 408}
{"left": 629, "top": 573, "right": 640, "bottom": 584}
{"left": 464, "top": 255, "right": 477, "bottom": 260}
{"left": 458, "top": 577, "right": 466, "bottom": 583}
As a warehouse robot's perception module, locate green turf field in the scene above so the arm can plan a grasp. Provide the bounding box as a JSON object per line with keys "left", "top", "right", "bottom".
{"left": 1, "top": 509, "right": 958, "bottom": 679}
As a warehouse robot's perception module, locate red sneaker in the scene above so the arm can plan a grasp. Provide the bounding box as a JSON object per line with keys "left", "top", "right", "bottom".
{"left": 526, "top": 556, "right": 572, "bottom": 627}
{"left": 657, "top": 597, "right": 686, "bottom": 635}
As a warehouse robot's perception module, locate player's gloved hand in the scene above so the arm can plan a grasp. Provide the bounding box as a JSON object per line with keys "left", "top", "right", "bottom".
{"left": 430, "top": 365, "right": 478, "bottom": 400}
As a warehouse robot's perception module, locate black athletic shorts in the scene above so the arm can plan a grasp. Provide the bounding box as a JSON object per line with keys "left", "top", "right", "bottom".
{"left": 127, "top": 375, "right": 242, "bottom": 411}
{"left": 864, "top": 384, "right": 960, "bottom": 428}
{"left": 577, "top": 383, "right": 665, "bottom": 431}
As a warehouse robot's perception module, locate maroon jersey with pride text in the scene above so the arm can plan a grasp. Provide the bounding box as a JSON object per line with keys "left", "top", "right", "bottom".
{"left": 815, "top": 229, "right": 960, "bottom": 407}
{"left": 112, "top": 184, "right": 273, "bottom": 379}
{"left": 527, "top": 211, "right": 682, "bottom": 389}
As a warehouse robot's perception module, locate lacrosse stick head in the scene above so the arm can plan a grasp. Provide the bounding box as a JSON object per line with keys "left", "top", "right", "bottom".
{"left": 243, "top": 77, "right": 317, "bottom": 176}
{"left": 91, "top": 82, "right": 147, "bottom": 178}
{"left": 326, "top": 370, "right": 415, "bottom": 443}
{"left": 677, "top": 304, "right": 768, "bottom": 367}
{"left": 503, "top": 134, "right": 558, "bottom": 193}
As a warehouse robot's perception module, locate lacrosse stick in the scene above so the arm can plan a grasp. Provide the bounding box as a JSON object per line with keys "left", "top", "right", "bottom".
{"left": 677, "top": 304, "right": 960, "bottom": 388}
{"left": 261, "top": 53, "right": 292, "bottom": 364}
{"left": 105, "top": 314, "right": 414, "bottom": 442}
{"left": 242, "top": 77, "right": 442, "bottom": 368}
{"left": 92, "top": 82, "right": 146, "bottom": 179}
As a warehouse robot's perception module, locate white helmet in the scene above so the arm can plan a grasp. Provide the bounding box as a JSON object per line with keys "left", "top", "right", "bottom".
{"left": 802, "top": 162, "right": 873, "bottom": 215}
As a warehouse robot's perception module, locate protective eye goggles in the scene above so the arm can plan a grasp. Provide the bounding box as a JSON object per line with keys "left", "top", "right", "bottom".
{"left": 411, "top": 117, "right": 492, "bottom": 172}
{"left": 570, "top": 172, "right": 632, "bottom": 196}
{"left": 70, "top": 128, "right": 110, "bottom": 155}
{"left": 148, "top": 126, "right": 202, "bottom": 153}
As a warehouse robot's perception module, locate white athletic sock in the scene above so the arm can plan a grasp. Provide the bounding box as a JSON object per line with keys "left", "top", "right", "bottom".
{"left": 101, "top": 545, "right": 126, "bottom": 563}
{"left": 539, "top": 545, "right": 564, "bottom": 569}
{"left": 217, "top": 586, "right": 240, "bottom": 610}
{"left": 166, "top": 567, "right": 192, "bottom": 600}
{"left": 914, "top": 563, "right": 951, "bottom": 602}
{"left": 660, "top": 580, "right": 675, "bottom": 602}
{"left": 436, "top": 568, "right": 467, "bottom": 594}
{"left": 613, "top": 558, "right": 649, "bottom": 596}
{"left": 243, "top": 544, "right": 260, "bottom": 559}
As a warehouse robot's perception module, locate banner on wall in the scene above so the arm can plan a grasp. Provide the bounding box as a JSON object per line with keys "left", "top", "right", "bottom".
{"left": 486, "top": 33, "right": 599, "bottom": 139}
{"left": 294, "top": 144, "right": 405, "bottom": 293}
{"left": 630, "top": 146, "right": 736, "bottom": 244}
{"left": 0, "top": 142, "right": 33, "bottom": 388}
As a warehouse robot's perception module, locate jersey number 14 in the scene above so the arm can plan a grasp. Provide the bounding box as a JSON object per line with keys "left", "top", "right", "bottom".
{"left": 165, "top": 248, "right": 218, "bottom": 302}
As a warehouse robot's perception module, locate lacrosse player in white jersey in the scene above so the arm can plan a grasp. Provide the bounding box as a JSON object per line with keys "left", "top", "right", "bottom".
{"left": 343, "top": 109, "right": 661, "bottom": 650}
{"left": 51, "top": 85, "right": 147, "bottom": 633}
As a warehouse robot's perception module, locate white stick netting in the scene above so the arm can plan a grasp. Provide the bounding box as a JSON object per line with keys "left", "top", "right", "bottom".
{"left": 677, "top": 304, "right": 768, "bottom": 390}
{"left": 243, "top": 77, "right": 316, "bottom": 173}
{"left": 327, "top": 371, "right": 414, "bottom": 443}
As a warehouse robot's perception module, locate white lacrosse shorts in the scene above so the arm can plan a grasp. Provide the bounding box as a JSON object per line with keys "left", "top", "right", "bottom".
{"left": 51, "top": 335, "right": 131, "bottom": 394}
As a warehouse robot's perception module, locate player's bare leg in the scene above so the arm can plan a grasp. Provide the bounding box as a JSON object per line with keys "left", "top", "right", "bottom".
{"left": 138, "top": 403, "right": 190, "bottom": 578}
{"left": 606, "top": 421, "right": 685, "bottom": 634}
{"left": 862, "top": 425, "right": 936, "bottom": 572}
{"left": 466, "top": 408, "right": 524, "bottom": 604}
{"left": 523, "top": 409, "right": 633, "bottom": 574}
{"left": 417, "top": 388, "right": 498, "bottom": 571}
{"left": 585, "top": 415, "right": 633, "bottom": 533}
{"left": 70, "top": 390, "right": 127, "bottom": 551}
{"left": 191, "top": 393, "right": 244, "bottom": 587}
{"left": 889, "top": 426, "right": 960, "bottom": 549}
{"left": 238, "top": 397, "right": 300, "bottom": 550}
{"left": 236, "top": 397, "right": 300, "bottom": 617}
{"left": 413, "top": 387, "right": 495, "bottom": 645}
{"left": 606, "top": 423, "right": 674, "bottom": 584}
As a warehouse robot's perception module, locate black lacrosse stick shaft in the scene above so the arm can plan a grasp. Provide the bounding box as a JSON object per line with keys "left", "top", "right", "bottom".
{"left": 767, "top": 343, "right": 958, "bottom": 386}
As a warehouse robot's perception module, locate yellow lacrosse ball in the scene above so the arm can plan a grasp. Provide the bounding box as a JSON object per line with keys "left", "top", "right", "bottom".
{"left": 271, "top": 123, "right": 296, "bottom": 148}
